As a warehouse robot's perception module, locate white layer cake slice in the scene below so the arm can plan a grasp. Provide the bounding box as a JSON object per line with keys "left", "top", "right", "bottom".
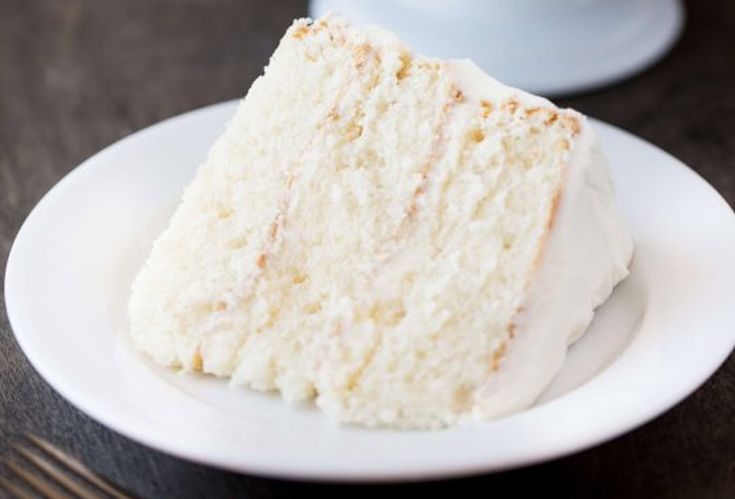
{"left": 129, "top": 14, "right": 633, "bottom": 429}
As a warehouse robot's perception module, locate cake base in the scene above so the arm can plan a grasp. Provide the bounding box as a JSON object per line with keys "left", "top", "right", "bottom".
{"left": 310, "top": 0, "right": 684, "bottom": 96}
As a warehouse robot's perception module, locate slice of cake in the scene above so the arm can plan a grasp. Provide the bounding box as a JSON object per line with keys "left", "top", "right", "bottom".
{"left": 128, "top": 14, "right": 633, "bottom": 429}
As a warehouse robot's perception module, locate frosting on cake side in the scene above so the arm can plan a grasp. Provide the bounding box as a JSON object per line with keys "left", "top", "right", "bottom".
{"left": 449, "top": 60, "right": 633, "bottom": 420}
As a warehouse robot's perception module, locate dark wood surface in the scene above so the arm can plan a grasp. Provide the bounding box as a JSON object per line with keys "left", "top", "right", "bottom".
{"left": 1, "top": 1, "right": 733, "bottom": 497}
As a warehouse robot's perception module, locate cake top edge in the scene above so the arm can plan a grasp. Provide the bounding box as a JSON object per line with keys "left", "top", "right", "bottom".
{"left": 283, "top": 12, "right": 585, "bottom": 123}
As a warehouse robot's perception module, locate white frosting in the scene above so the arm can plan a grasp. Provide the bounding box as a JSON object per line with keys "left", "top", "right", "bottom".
{"left": 448, "top": 60, "right": 634, "bottom": 421}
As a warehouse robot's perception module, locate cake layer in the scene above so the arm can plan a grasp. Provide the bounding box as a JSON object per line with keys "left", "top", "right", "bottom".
{"left": 128, "top": 15, "right": 633, "bottom": 429}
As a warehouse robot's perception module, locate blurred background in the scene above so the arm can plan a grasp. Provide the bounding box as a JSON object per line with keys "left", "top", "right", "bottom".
{"left": 1, "top": 0, "right": 733, "bottom": 497}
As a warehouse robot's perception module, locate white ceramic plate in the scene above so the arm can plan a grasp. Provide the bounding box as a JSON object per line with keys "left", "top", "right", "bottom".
{"left": 5, "top": 101, "right": 735, "bottom": 481}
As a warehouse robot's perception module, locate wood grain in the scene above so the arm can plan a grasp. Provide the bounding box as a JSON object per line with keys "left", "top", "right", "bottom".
{"left": 1, "top": 1, "right": 733, "bottom": 497}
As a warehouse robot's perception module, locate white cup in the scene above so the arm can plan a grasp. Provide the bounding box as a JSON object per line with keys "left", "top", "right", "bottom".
{"left": 310, "top": 0, "right": 683, "bottom": 96}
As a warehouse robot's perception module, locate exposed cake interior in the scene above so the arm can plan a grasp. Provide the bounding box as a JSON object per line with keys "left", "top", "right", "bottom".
{"left": 129, "top": 15, "right": 631, "bottom": 428}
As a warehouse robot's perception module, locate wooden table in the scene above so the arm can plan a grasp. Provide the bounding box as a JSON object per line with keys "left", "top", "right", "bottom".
{"left": 1, "top": 1, "right": 733, "bottom": 497}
